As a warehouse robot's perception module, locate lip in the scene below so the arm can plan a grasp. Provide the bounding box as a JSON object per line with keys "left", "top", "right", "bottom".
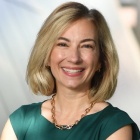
{"left": 61, "top": 67, "right": 85, "bottom": 77}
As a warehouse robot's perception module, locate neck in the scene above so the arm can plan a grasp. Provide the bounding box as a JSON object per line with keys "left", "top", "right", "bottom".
{"left": 51, "top": 94, "right": 95, "bottom": 130}
{"left": 54, "top": 89, "right": 91, "bottom": 113}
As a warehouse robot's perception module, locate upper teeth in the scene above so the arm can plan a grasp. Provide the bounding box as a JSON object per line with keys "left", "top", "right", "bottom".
{"left": 63, "top": 68, "right": 82, "bottom": 73}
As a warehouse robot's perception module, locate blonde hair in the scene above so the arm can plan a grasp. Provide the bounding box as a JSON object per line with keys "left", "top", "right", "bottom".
{"left": 26, "top": 2, "right": 119, "bottom": 102}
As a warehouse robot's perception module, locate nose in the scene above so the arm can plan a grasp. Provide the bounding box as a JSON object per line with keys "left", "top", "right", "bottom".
{"left": 67, "top": 47, "right": 82, "bottom": 64}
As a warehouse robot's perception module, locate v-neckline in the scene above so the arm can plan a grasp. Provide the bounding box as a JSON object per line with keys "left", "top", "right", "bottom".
{"left": 39, "top": 100, "right": 112, "bottom": 126}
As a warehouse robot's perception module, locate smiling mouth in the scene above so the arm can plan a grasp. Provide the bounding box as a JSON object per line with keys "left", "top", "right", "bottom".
{"left": 62, "top": 68, "right": 84, "bottom": 74}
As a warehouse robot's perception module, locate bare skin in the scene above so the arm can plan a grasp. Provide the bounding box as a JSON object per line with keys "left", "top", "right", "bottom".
{"left": 1, "top": 119, "right": 17, "bottom": 140}
{"left": 41, "top": 94, "right": 109, "bottom": 125}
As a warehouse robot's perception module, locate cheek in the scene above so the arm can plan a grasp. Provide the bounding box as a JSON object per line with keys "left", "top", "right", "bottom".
{"left": 83, "top": 52, "right": 100, "bottom": 69}
{"left": 49, "top": 49, "right": 65, "bottom": 67}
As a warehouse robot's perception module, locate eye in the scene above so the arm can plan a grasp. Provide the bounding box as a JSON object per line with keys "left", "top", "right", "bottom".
{"left": 82, "top": 44, "right": 94, "bottom": 49}
{"left": 57, "top": 43, "right": 68, "bottom": 47}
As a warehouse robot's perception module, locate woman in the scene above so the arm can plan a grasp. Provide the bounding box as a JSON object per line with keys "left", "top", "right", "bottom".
{"left": 1, "top": 2, "right": 140, "bottom": 140}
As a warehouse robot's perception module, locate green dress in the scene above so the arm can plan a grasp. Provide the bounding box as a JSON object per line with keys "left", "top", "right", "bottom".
{"left": 10, "top": 101, "right": 140, "bottom": 140}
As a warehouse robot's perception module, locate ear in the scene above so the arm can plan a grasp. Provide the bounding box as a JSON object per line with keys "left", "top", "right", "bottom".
{"left": 96, "top": 63, "right": 101, "bottom": 72}
{"left": 47, "top": 59, "right": 51, "bottom": 67}
{"left": 44, "top": 58, "right": 51, "bottom": 69}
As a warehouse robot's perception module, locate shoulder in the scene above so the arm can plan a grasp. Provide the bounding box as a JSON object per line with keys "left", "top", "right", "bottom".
{"left": 9, "top": 101, "right": 44, "bottom": 139}
{"left": 93, "top": 102, "right": 129, "bottom": 119}
{"left": 99, "top": 103, "right": 140, "bottom": 139}
{"left": 93, "top": 102, "right": 134, "bottom": 129}
{"left": 92, "top": 102, "right": 133, "bottom": 124}
{"left": 10, "top": 102, "right": 42, "bottom": 119}
{"left": 100, "top": 103, "right": 135, "bottom": 127}
{"left": 21, "top": 102, "right": 42, "bottom": 114}
{"left": 106, "top": 125, "right": 132, "bottom": 140}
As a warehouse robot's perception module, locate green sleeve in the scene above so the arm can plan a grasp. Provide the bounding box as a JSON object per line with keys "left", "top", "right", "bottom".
{"left": 9, "top": 105, "right": 34, "bottom": 140}
{"left": 100, "top": 111, "right": 140, "bottom": 140}
{"left": 10, "top": 106, "right": 25, "bottom": 140}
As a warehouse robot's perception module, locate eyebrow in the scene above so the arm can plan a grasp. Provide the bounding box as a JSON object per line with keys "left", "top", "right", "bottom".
{"left": 58, "top": 37, "right": 70, "bottom": 42}
{"left": 58, "top": 37, "right": 96, "bottom": 44}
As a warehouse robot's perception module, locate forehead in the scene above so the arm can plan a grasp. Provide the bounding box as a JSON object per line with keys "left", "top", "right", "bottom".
{"left": 60, "top": 18, "right": 97, "bottom": 39}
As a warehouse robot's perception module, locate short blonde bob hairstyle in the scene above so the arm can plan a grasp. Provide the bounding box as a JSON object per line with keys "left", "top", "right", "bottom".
{"left": 26, "top": 2, "right": 119, "bottom": 102}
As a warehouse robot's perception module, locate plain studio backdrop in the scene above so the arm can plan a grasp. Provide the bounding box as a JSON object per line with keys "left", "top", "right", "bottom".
{"left": 0, "top": 0, "right": 140, "bottom": 133}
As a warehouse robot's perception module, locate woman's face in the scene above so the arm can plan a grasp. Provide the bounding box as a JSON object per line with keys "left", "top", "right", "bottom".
{"left": 49, "top": 18, "right": 100, "bottom": 91}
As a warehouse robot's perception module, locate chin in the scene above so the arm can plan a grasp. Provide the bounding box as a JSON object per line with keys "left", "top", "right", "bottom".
{"left": 64, "top": 83, "right": 87, "bottom": 91}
